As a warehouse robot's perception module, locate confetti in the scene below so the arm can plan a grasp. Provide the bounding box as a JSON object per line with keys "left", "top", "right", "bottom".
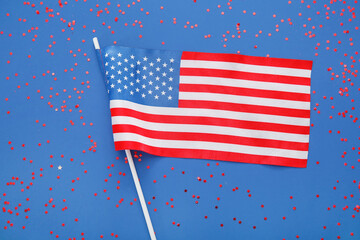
{"left": 0, "top": 0, "right": 359, "bottom": 239}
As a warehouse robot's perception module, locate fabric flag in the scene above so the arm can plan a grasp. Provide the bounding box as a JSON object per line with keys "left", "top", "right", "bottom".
{"left": 96, "top": 45, "right": 312, "bottom": 168}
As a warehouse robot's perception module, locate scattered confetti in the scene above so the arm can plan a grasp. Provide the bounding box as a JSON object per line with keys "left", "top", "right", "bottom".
{"left": 0, "top": 0, "right": 359, "bottom": 239}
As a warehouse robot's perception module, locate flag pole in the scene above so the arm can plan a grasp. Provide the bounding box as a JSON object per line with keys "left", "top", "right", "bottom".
{"left": 125, "top": 150, "right": 157, "bottom": 240}
{"left": 92, "top": 37, "right": 157, "bottom": 240}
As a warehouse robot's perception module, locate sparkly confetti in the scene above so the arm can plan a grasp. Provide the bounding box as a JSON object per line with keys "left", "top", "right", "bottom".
{"left": 0, "top": 0, "right": 359, "bottom": 239}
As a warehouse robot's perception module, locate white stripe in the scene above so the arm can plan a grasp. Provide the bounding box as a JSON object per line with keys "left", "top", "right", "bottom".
{"left": 111, "top": 116, "right": 309, "bottom": 143}
{"left": 180, "top": 60, "right": 312, "bottom": 78}
{"left": 113, "top": 133, "right": 308, "bottom": 160}
{"left": 110, "top": 100, "right": 310, "bottom": 126}
{"left": 179, "top": 76, "right": 310, "bottom": 94}
{"left": 179, "top": 92, "right": 310, "bottom": 110}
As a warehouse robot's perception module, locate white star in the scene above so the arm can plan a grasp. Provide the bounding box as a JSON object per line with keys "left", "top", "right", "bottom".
{"left": 142, "top": 84, "right": 146, "bottom": 89}
{"left": 136, "top": 88, "right": 140, "bottom": 92}
{"left": 156, "top": 67, "right": 160, "bottom": 72}
{"left": 136, "top": 79, "right": 140, "bottom": 83}
{"left": 162, "top": 81, "right": 166, "bottom": 86}
{"left": 148, "top": 90, "right": 153, "bottom": 94}
{"left": 168, "top": 95, "right": 172, "bottom": 100}
{"left": 117, "top": 70, "right": 122, "bottom": 75}
{"left": 137, "top": 60, "right": 141, "bottom": 65}
{"left": 124, "top": 76, "right": 128, "bottom": 80}
{"left": 142, "top": 66, "right": 147, "bottom": 71}
{"left": 149, "top": 62, "right": 154, "bottom": 67}
{"left": 130, "top": 55, "right": 135, "bottom": 59}
{"left": 163, "top": 63, "right": 167, "bottom": 67}
{"left": 148, "top": 81, "right": 153, "bottom": 85}
{"left": 142, "top": 75, "right": 147, "bottom": 80}
{"left": 169, "top": 77, "right": 173, "bottom": 81}
{"left": 162, "top": 72, "right": 167, "bottom": 77}
{"left": 105, "top": 71, "right": 109, "bottom": 75}
{"left": 130, "top": 82, "right": 134, "bottom": 86}
{"left": 170, "top": 58, "right": 174, "bottom": 63}
{"left": 154, "top": 95, "right": 159, "bottom": 100}
{"left": 168, "top": 86, "right": 173, "bottom": 91}
{"left": 110, "top": 74, "right": 115, "bottom": 79}
{"left": 155, "top": 86, "right": 160, "bottom": 90}
{"left": 169, "top": 68, "right": 174, "bottom": 72}
{"left": 130, "top": 73, "right": 134, "bottom": 77}
{"left": 130, "top": 64, "right": 135, "bottom": 68}
{"left": 117, "top": 79, "right": 121, "bottom": 84}
{"left": 155, "top": 76, "right": 160, "bottom": 81}
{"left": 117, "top": 88, "right": 122, "bottom": 92}
{"left": 156, "top": 57, "right": 161, "bottom": 62}
{"left": 142, "top": 93, "right": 146, "bottom": 98}
{"left": 105, "top": 53, "right": 109, "bottom": 57}
{"left": 110, "top": 65, "right": 115, "bottom": 70}
{"left": 117, "top": 53, "right": 122, "bottom": 57}
{"left": 124, "top": 85, "right": 128, "bottom": 89}
{"left": 124, "top": 58, "right": 129, "bottom": 63}
{"left": 161, "top": 91, "right": 166, "bottom": 95}
{"left": 58, "top": 165, "right": 62, "bottom": 170}
{"left": 110, "top": 83, "right": 115, "bottom": 88}
{"left": 143, "top": 56, "right": 148, "bottom": 61}
{"left": 105, "top": 62, "right": 109, "bottom": 66}
{"left": 136, "top": 70, "right": 140, "bottom": 74}
{"left": 111, "top": 57, "right": 115, "bottom": 61}
{"left": 130, "top": 91, "right": 134, "bottom": 95}
{"left": 117, "top": 61, "right": 122, "bottom": 66}
{"left": 149, "top": 71, "right": 154, "bottom": 76}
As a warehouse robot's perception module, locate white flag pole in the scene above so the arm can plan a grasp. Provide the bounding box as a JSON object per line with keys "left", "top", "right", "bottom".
{"left": 125, "top": 150, "right": 157, "bottom": 240}
{"left": 92, "top": 37, "right": 157, "bottom": 240}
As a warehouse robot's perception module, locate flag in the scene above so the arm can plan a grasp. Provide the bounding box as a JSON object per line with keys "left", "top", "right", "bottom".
{"left": 96, "top": 45, "right": 312, "bottom": 168}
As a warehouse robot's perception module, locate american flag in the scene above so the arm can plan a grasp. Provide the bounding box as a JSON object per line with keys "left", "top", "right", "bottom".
{"left": 97, "top": 46, "right": 312, "bottom": 168}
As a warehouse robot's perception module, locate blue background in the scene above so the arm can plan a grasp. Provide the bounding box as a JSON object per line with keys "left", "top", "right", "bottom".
{"left": 0, "top": 1, "right": 359, "bottom": 239}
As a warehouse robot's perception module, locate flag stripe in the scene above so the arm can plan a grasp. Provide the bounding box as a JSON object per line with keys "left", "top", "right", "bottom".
{"left": 179, "top": 76, "right": 310, "bottom": 94}
{"left": 180, "top": 68, "right": 310, "bottom": 86}
{"left": 112, "top": 125, "right": 309, "bottom": 151}
{"left": 176, "top": 53, "right": 311, "bottom": 167}
{"left": 180, "top": 60, "right": 312, "bottom": 78}
{"left": 178, "top": 100, "right": 310, "bottom": 118}
{"left": 181, "top": 51, "right": 313, "bottom": 70}
{"left": 111, "top": 116, "right": 309, "bottom": 143}
{"left": 110, "top": 108, "right": 310, "bottom": 134}
{"left": 113, "top": 133, "right": 308, "bottom": 159}
{"left": 115, "top": 141, "right": 307, "bottom": 167}
{"left": 179, "top": 92, "right": 310, "bottom": 110}
{"left": 179, "top": 84, "right": 310, "bottom": 102}
{"left": 110, "top": 100, "right": 310, "bottom": 126}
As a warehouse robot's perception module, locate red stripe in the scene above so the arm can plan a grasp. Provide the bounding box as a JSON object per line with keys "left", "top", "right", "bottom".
{"left": 179, "top": 84, "right": 310, "bottom": 102}
{"left": 180, "top": 68, "right": 310, "bottom": 86}
{"left": 181, "top": 51, "right": 313, "bottom": 70}
{"left": 114, "top": 141, "right": 307, "bottom": 168}
{"left": 110, "top": 108, "right": 310, "bottom": 135}
{"left": 112, "top": 125, "right": 309, "bottom": 151}
{"left": 178, "top": 100, "right": 310, "bottom": 118}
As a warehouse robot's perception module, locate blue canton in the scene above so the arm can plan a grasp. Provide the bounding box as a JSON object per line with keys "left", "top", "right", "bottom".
{"left": 101, "top": 45, "right": 182, "bottom": 107}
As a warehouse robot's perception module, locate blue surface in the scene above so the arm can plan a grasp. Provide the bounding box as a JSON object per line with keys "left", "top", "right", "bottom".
{"left": 0, "top": 0, "right": 359, "bottom": 239}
